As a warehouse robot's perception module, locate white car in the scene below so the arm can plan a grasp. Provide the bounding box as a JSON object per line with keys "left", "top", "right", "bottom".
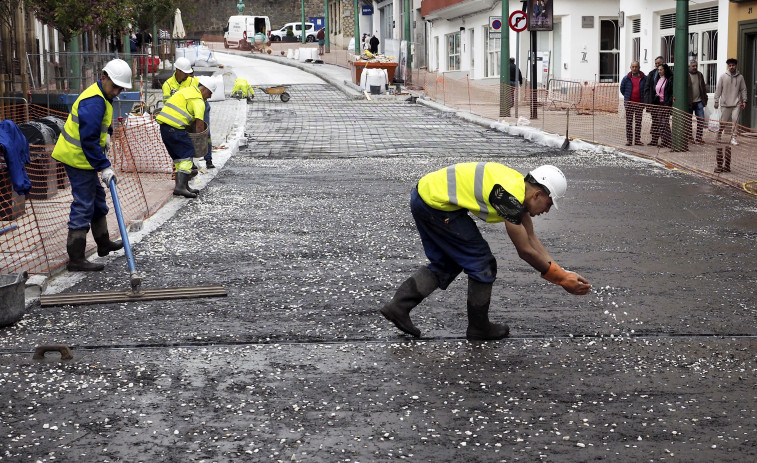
{"left": 270, "top": 22, "right": 318, "bottom": 42}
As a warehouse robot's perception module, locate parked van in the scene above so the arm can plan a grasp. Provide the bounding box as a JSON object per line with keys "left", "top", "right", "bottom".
{"left": 223, "top": 15, "right": 271, "bottom": 50}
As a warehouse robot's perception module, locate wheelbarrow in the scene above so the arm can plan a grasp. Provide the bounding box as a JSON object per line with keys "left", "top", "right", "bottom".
{"left": 255, "top": 85, "right": 291, "bottom": 103}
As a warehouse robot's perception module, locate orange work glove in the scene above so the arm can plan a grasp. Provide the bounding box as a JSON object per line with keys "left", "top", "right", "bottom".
{"left": 542, "top": 262, "right": 591, "bottom": 295}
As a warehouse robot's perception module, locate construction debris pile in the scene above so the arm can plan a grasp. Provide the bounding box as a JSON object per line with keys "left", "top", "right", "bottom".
{"left": 353, "top": 50, "right": 395, "bottom": 63}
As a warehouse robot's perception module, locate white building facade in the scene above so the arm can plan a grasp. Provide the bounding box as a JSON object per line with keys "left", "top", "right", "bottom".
{"left": 422, "top": 0, "right": 729, "bottom": 89}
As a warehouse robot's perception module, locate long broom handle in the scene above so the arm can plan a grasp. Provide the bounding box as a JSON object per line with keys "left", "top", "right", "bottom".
{"left": 109, "top": 178, "right": 137, "bottom": 274}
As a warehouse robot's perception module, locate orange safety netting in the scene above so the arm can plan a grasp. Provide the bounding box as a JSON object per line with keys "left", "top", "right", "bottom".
{"left": 1, "top": 104, "right": 174, "bottom": 275}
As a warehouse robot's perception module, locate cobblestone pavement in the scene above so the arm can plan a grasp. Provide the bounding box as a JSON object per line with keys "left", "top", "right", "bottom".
{"left": 1, "top": 60, "right": 755, "bottom": 463}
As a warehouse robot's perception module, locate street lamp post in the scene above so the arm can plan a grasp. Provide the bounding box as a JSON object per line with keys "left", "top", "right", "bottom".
{"left": 499, "top": 0, "right": 511, "bottom": 117}
{"left": 325, "top": 0, "right": 330, "bottom": 53}
{"left": 672, "top": 0, "right": 689, "bottom": 152}
{"left": 404, "top": 0, "right": 411, "bottom": 82}
{"left": 354, "top": 0, "right": 360, "bottom": 55}
{"left": 301, "top": 0, "right": 306, "bottom": 44}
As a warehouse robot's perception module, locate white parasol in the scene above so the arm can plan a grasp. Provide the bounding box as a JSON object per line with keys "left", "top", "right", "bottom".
{"left": 172, "top": 8, "right": 186, "bottom": 39}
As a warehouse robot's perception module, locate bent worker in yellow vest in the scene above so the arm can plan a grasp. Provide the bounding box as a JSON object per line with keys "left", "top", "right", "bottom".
{"left": 380, "top": 163, "right": 591, "bottom": 341}
{"left": 230, "top": 77, "right": 254, "bottom": 102}
{"left": 155, "top": 76, "right": 216, "bottom": 198}
{"left": 51, "top": 58, "right": 131, "bottom": 272}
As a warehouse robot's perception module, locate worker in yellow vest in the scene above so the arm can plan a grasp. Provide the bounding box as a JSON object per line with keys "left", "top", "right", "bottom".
{"left": 161, "top": 57, "right": 198, "bottom": 102}
{"left": 161, "top": 58, "right": 215, "bottom": 169}
{"left": 231, "top": 77, "right": 254, "bottom": 102}
{"left": 155, "top": 76, "right": 216, "bottom": 198}
{"left": 380, "top": 163, "right": 591, "bottom": 341}
{"left": 51, "top": 59, "right": 131, "bottom": 272}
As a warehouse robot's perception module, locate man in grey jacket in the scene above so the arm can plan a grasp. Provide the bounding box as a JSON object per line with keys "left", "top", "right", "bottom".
{"left": 714, "top": 58, "right": 747, "bottom": 146}
{"left": 687, "top": 60, "right": 708, "bottom": 144}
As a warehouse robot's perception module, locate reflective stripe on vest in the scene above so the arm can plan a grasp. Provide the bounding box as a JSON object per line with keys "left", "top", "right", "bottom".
{"left": 417, "top": 162, "right": 525, "bottom": 223}
{"left": 51, "top": 82, "right": 112, "bottom": 170}
{"left": 156, "top": 86, "right": 203, "bottom": 129}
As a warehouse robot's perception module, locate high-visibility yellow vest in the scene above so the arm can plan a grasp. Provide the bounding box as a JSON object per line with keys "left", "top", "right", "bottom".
{"left": 51, "top": 82, "right": 112, "bottom": 170}
{"left": 232, "top": 78, "right": 253, "bottom": 97}
{"left": 417, "top": 162, "right": 525, "bottom": 223}
{"left": 162, "top": 74, "right": 199, "bottom": 102}
{"left": 155, "top": 86, "right": 206, "bottom": 129}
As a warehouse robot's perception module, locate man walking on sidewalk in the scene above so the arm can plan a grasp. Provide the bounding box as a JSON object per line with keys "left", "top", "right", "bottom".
{"left": 51, "top": 59, "right": 129, "bottom": 271}
{"left": 714, "top": 58, "right": 747, "bottom": 146}
{"left": 687, "top": 60, "right": 709, "bottom": 144}
{"left": 508, "top": 58, "right": 523, "bottom": 112}
{"left": 380, "top": 162, "right": 591, "bottom": 341}
{"left": 620, "top": 61, "right": 646, "bottom": 146}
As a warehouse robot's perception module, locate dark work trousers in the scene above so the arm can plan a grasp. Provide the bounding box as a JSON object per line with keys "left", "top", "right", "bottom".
{"left": 689, "top": 101, "right": 705, "bottom": 142}
{"left": 650, "top": 105, "right": 672, "bottom": 147}
{"left": 64, "top": 164, "right": 109, "bottom": 231}
{"left": 204, "top": 101, "right": 212, "bottom": 162}
{"left": 410, "top": 188, "right": 497, "bottom": 289}
{"left": 624, "top": 102, "right": 643, "bottom": 144}
{"left": 159, "top": 123, "right": 193, "bottom": 161}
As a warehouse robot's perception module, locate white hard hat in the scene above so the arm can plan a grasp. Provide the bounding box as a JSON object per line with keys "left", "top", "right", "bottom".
{"left": 102, "top": 59, "right": 132, "bottom": 88}
{"left": 174, "top": 57, "right": 193, "bottom": 74}
{"left": 197, "top": 76, "right": 217, "bottom": 95}
{"left": 528, "top": 165, "right": 567, "bottom": 210}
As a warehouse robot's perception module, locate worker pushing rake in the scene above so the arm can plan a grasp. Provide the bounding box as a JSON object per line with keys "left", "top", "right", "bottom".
{"left": 40, "top": 59, "right": 226, "bottom": 307}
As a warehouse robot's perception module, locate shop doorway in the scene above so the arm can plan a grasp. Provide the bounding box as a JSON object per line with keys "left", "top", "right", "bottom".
{"left": 737, "top": 20, "right": 757, "bottom": 130}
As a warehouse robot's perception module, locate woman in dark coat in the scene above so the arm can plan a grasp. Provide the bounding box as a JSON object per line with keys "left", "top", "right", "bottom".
{"left": 650, "top": 63, "right": 674, "bottom": 148}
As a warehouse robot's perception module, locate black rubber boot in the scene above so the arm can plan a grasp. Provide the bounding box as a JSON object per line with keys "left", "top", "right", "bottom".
{"left": 186, "top": 177, "right": 199, "bottom": 194}
{"left": 380, "top": 267, "right": 439, "bottom": 338}
{"left": 205, "top": 157, "right": 215, "bottom": 169}
{"left": 91, "top": 215, "right": 123, "bottom": 257}
{"left": 190, "top": 165, "right": 199, "bottom": 178}
{"left": 173, "top": 171, "right": 198, "bottom": 198}
{"left": 465, "top": 278, "right": 509, "bottom": 341}
{"left": 66, "top": 229, "right": 104, "bottom": 272}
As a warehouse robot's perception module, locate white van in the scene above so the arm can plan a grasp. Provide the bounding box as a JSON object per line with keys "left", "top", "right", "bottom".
{"left": 223, "top": 15, "right": 271, "bottom": 50}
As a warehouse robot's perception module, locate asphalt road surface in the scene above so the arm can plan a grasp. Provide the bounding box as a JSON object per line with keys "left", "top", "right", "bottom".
{"left": 1, "top": 64, "right": 755, "bottom": 462}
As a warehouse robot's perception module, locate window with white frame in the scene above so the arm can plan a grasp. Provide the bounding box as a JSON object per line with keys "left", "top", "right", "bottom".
{"left": 447, "top": 32, "right": 461, "bottom": 71}
{"left": 659, "top": 5, "right": 718, "bottom": 87}
{"left": 486, "top": 28, "right": 500, "bottom": 78}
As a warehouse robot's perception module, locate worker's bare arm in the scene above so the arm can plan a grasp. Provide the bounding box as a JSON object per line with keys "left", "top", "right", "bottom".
{"left": 504, "top": 219, "right": 551, "bottom": 273}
